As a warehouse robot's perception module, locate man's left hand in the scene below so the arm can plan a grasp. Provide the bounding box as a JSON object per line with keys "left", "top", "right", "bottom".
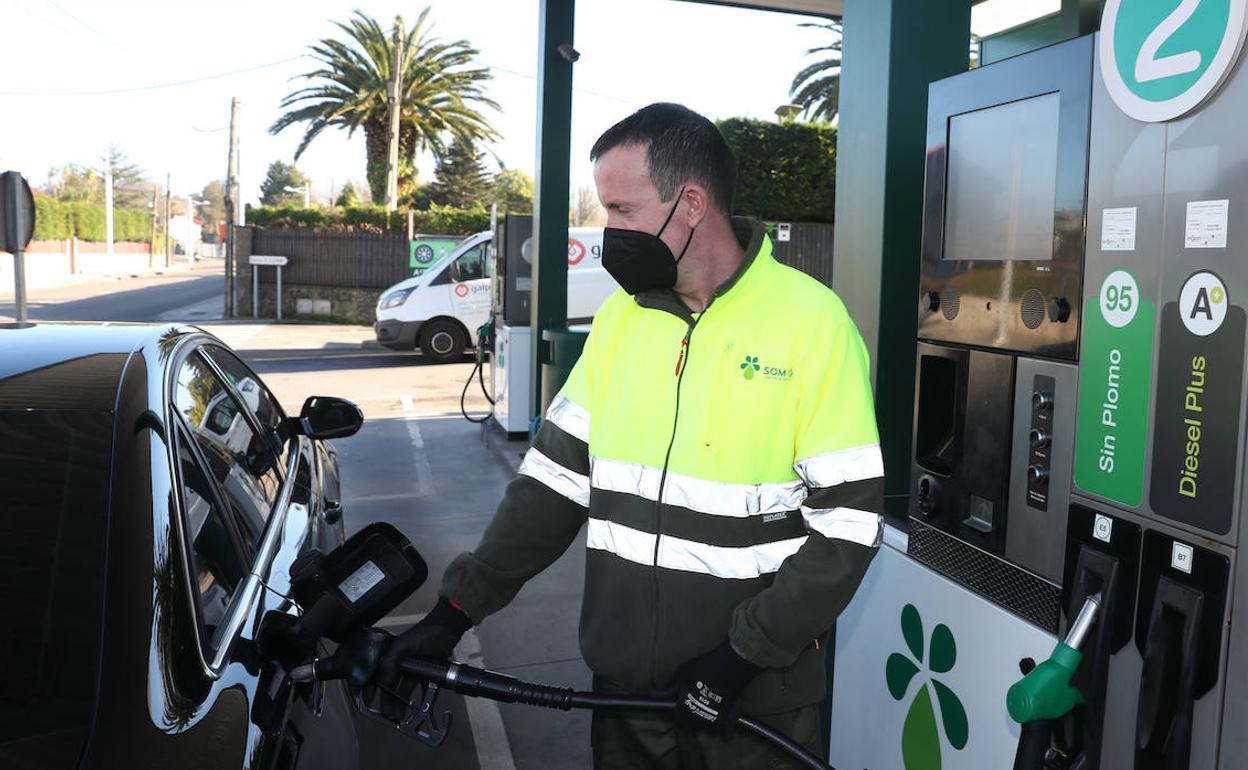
{"left": 672, "top": 639, "right": 761, "bottom": 733}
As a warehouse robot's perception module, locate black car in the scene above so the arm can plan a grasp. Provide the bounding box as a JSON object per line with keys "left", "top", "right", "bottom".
{"left": 0, "top": 323, "right": 377, "bottom": 769}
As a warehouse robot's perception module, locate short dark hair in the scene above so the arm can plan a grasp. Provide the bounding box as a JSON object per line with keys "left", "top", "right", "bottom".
{"left": 590, "top": 102, "right": 737, "bottom": 214}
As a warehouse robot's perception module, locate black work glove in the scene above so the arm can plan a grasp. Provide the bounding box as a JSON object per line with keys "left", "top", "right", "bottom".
{"left": 379, "top": 596, "right": 472, "bottom": 687}
{"left": 366, "top": 597, "right": 472, "bottom": 723}
{"left": 672, "top": 639, "right": 761, "bottom": 733}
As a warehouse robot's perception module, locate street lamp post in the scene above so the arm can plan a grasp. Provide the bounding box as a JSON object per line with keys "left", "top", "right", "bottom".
{"left": 285, "top": 183, "right": 311, "bottom": 208}
{"left": 188, "top": 196, "right": 208, "bottom": 267}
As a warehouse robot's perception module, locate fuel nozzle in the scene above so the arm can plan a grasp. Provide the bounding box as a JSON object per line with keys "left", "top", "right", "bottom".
{"left": 1007, "top": 593, "right": 1101, "bottom": 723}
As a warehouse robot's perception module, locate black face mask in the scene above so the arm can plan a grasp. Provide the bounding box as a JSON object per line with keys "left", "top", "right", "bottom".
{"left": 602, "top": 188, "right": 695, "bottom": 295}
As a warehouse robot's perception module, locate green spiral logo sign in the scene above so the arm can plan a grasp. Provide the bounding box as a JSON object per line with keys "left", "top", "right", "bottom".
{"left": 1101, "top": 0, "right": 1248, "bottom": 122}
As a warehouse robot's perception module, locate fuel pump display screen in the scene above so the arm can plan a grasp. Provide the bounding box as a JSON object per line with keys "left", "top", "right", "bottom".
{"left": 944, "top": 93, "right": 1060, "bottom": 262}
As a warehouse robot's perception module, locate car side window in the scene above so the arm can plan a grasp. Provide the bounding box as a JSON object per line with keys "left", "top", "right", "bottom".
{"left": 174, "top": 427, "right": 250, "bottom": 646}
{"left": 172, "top": 350, "right": 283, "bottom": 550}
{"left": 202, "top": 344, "right": 291, "bottom": 469}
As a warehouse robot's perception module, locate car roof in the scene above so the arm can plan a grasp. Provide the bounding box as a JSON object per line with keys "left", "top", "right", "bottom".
{"left": 0, "top": 322, "right": 195, "bottom": 410}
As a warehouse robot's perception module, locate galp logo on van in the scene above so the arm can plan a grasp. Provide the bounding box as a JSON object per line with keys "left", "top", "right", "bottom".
{"left": 569, "top": 239, "right": 587, "bottom": 266}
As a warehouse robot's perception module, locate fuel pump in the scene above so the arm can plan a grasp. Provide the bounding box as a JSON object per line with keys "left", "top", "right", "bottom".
{"left": 831, "top": 14, "right": 1248, "bottom": 767}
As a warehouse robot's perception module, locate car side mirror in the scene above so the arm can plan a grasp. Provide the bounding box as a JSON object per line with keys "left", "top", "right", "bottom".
{"left": 290, "top": 396, "right": 363, "bottom": 440}
{"left": 288, "top": 522, "right": 427, "bottom": 643}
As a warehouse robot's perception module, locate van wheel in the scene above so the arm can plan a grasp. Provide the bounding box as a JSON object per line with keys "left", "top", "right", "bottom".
{"left": 419, "top": 320, "right": 467, "bottom": 364}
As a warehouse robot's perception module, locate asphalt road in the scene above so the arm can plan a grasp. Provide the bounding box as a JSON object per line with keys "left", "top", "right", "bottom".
{"left": 0, "top": 272, "right": 223, "bottom": 322}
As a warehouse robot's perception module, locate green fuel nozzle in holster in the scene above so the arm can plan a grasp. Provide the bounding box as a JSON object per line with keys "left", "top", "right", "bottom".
{"left": 1007, "top": 593, "right": 1101, "bottom": 723}
{"left": 476, "top": 318, "right": 495, "bottom": 364}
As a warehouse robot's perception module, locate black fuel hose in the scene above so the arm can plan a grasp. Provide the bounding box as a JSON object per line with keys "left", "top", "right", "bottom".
{"left": 1012, "top": 719, "right": 1054, "bottom": 770}
{"left": 460, "top": 353, "right": 495, "bottom": 423}
{"left": 399, "top": 658, "right": 835, "bottom": 770}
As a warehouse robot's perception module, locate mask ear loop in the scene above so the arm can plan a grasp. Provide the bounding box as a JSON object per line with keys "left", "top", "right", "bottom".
{"left": 658, "top": 186, "right": 694, "bottom": 266}
{"left": 655, "top": 185, "right": 687, "bottom": 238}
{"left": 674, "top": 226, "right": 696, "bottom": 266}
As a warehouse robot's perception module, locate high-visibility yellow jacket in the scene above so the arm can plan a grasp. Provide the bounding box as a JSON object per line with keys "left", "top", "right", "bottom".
{"left": 444, "top": 218, "right": 884, "bottom": 714}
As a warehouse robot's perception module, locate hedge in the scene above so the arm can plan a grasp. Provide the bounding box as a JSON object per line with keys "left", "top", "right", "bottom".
{"left": 716, "top": 118, "right": 837, "bottom": 223}
{"left": 32, "top": 198, "right": 152, "bottom": 242}
{"left": 245, "top": 203, "right": 491, "bottom": 235}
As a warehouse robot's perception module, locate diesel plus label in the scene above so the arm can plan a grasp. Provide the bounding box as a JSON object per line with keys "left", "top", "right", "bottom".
{"left": 1150, "top": 271, "right": 1244, "bottom": 535}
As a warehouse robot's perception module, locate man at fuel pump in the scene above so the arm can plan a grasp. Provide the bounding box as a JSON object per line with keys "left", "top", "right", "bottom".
{"left": 381, "top": 103, "right": 885, "bottom": 767}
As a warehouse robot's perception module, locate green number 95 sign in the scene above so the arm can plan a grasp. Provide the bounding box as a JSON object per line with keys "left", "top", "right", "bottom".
{"left": 1101, "top": 0, "right": 1248, "bottom": 122}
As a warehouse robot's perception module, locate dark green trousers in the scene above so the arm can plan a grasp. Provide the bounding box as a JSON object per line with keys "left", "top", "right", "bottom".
{"left": 590, "top": 679, "right": 822, "bottom": 770}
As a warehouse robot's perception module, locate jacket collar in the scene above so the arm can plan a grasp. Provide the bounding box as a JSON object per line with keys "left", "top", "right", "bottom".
{"left": 633, "top": 217, "right": 770, "bottom": 324}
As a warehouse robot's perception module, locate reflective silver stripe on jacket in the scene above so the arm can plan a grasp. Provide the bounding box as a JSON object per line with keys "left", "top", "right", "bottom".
{"left": 519, "top": 448, "right": 591, "bottom": 507}
{"left": 801, "top": 506, "right": 883, "bottom": 548}
{"left": 793, "top": 443, "right": 885, "bottom": 488}
{"left": 590, "top": 457, "right": 806, "bottom": 517}
{"left": 546, "top": 394, "right": 591, "bottom": 444}
{"left": 586, "top": 519, "right": 807, "bottom": 580}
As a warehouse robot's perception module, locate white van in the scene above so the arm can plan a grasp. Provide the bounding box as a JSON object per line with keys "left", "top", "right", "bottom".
{"left": 374, "top": 227, "right": 612, "bottom": 363}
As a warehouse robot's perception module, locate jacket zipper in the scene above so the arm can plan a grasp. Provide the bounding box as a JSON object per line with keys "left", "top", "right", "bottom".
{"left": 649, "top": 315, "right": 701, "bottom": 689}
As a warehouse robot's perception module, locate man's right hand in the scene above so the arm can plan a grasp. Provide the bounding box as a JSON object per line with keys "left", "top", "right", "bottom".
{"left": 379, "top": 596, "right": 472, "bottom": 686}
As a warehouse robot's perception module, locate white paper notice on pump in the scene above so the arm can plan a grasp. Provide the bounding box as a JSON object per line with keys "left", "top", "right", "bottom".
{"left": 1185, "top": 200, "right": 1229, "bottom": 249}
{"left": 1101, "top": 207, "right": 1136, "bottom": 251}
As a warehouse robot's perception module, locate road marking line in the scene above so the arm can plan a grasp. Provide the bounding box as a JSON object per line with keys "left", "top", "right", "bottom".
{"left": 377, "top": 613, "right": 518, "bottom": 770}
{"left": 400, "top": 394, "right": 436, "bottom": 497}
{"left": 346, "top": 492, "right": 426, "bottom": 503}
{"left": 459, "top": 628, "right": 518, "bottom": 770}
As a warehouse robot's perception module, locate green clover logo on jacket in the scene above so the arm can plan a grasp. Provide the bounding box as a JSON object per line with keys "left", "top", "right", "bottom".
{"left": 740, "top": 355, "right": 760, "bottom": 380}
{"left": 885, "top": 604, "right": 968, "bottom": 770}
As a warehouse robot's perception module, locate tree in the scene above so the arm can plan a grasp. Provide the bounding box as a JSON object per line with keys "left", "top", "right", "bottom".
{"left": 260, "top": 161, "right": 311, "bottom": 206}
{"left": 102, "top": 145, "right": 149, "bottom": 207}
{"left": 571, "top": 185, "right": 604, "bottom": 226}
{"left": 336, "top": 181, "right": 361, "bottom": 207}
{"left": 492, "top": 168, "right": 533, "bottom": 213}
{"left": 45, "top": 164, "right": 102, "bottom": 203}
{"left": 198, "top": 180, "right": 226, "bottom": 236}
{"left": 789, "top": 21, "right": 842, "bottom": 123}
{"left": 717, "top": 118, "right": 837, "bottom": 222}
{"left": 427, "top": 136, "right": 491, "bottom": 208}
{"left": 269, "top": 8, "right": 501, "bottom": 203}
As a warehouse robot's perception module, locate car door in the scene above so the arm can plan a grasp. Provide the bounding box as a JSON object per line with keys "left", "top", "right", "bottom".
{"left": 167, "top": 342, "right": 360, "bottom": 770}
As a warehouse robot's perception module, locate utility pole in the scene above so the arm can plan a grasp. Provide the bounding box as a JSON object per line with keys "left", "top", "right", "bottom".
{"left": 104, "top": 161, "right": 114, "bottom": 256}
{"left": 164, "top": 172, "right": 172, "bottom": 268}
{"left": 385, "top": 17, "right": 404, "bottom": 212}
{"left": 148, "top": 186, "right": 157, "bottom": 268}
{"left": 225, "top": 96, "right": 239, "bottom": 316}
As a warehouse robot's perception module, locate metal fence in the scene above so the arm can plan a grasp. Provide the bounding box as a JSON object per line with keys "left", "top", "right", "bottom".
{"left": 767, "top": 222, "right": 835, "bottom": 287}
{"left": 243, "top": 227, "right": 410, "bottom": 289}
{"left": 238, "top": 220, "right": 834, "bottom": 291}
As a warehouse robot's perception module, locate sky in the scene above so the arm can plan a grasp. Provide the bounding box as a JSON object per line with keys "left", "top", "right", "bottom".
{"left": 0, "top": 0, "right": 1057, "bottom": 208}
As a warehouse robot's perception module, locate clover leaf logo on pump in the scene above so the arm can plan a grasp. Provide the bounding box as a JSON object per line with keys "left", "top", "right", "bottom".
{"left": 740, "top": 355, "right": 760, "bottom": 380}
{"left": 885, "top": 604, "right": 968, "bottom": 770}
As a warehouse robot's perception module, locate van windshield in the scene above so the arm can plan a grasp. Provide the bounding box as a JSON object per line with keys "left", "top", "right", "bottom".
{"left": 0, "top": 410, "right": 110, "bottom": 768}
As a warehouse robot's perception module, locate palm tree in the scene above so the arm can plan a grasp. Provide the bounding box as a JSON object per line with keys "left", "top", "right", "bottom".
{"left": 789, "top": 21, "right": 842, "bottom": 123}
{"left": 270, "top": 8, "right": 500, "bottom": 203}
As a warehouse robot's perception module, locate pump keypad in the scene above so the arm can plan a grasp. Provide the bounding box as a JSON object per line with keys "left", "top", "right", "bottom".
{"left": 1027, "top": 375, "right": 1055, "bottom": 510}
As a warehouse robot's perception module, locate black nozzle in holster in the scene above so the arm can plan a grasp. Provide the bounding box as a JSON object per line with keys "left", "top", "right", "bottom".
{"left": 1135, "top": 576, "right": 1203, "bottom": 769}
